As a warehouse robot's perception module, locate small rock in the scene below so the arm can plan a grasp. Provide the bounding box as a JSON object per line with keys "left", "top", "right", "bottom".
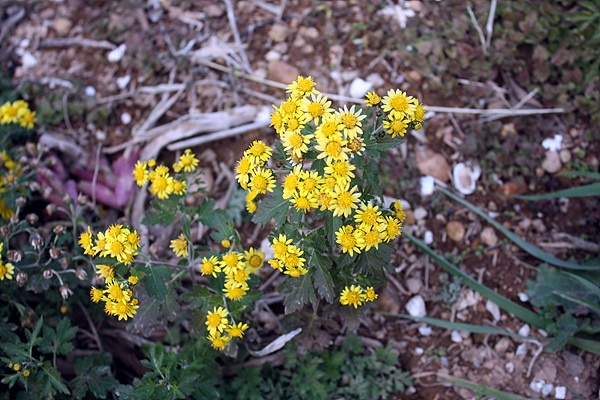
{"left": 542, "top": 384, "right": 553, "bottom": 396}
{"left": 446, "top": 221, "right": 465, "bottom": 242}
{"left": 418, "top": 325, "right": 432, "bottom": 336}
{"left": 409, "top": 0, "right": 423, "bottom": 12}
{"left": 559, "top": 149, "right": 571, "bottom": 163}
{"left": 85, "top": 86, "right": 96, "bottom": 96}
{"left": 21, "top": 52, "right": 37, "bottom": 69}
{"left": 205, "top": 4, "right": 225, "bottom": 17}
{"left": 107, "top": 43, "right": 126, "bottom": 62}
{"left": 415, "top": 347, "right": 424, "bottom": 355}
{"left": 413, "top": 207, "right": 427, "bottom": 221}
{"left": 366, "top": 72, "right": 384, "bottom": 88}
{"left": 420, "top": 176, "right": 435, "bottom": 195}
{"left": 267, "top": 60, "right": 299, "bottom": 85}
{"left": 406, "top": 70, "right": 422, "bottom": 83}
{"left": 53, "top": 17, "right": 72, "bottom": 36}
{"left": 563, "top": 351, "right": 585, "bottom": 376}
{"left": 404, "top": 210, "right": 416, "bottom": 225}
{"left": 519, "top": 218, "right": 532, "bottom": 230}
{"left": 423, "top": 231, "right": 433, "bottom": 244}
{"left": 494, "top": 338, "right": 511, "bottom": 354}
{"left": 541, "top": 134, "right": 563, "bottom": 151}
{"left": 18, "top": 38, "right": 30, "bottom": 48}
{"left": 406, "top": 295, "right": 426, "bottom": 317}
{"left": 450, "top": 330, "right": 463, "bottom": 343}
{"left": 555, "top": 386, "right": 566, "bottom": 399}
{"left": 499, "top": 181, "right": 526, "bottom": 196}
{"left": 406, "top": 278, "right": 423, "bottom": 294}
{"left": 516, "top": 343, "right": 528, "bottom": 356}
{"left": 415, "top": 147, "right": 450, "bottom": 182}
{"left": 485, "top": 300, "right": 501, "bottom": 321}
{"left": 301, "top": 26, "right": 319, "bottom": 40}
{"left": 487, "top": 201, "right": 497, "bottom": 211}
{"left": 532, "top": 219, "right": 547, "bottom": 233}
{"left": 453, "top": 162, "right": 481, "bottom": 195}
{"left": 264, "top": 50, "right": 281, "bottom": 61}
{"left": 349, "top": 78, "right": 372, "bottom": 98}
{"left": 116, "top": 75, "right": 131, "bottom": 89}
{"left": 269, "top": 23, "right": 289, "bottom": 43}
{"left": 120, "top": 112, "right": 132, "bottom": 125}
{"left": 542, "top": 151, "right": 562, "bottom": 174}
{"left": 505, "top": 361, "right": 515, "bottom": 373}
{"left": 518, "top": 292, "right": 529, "bottom": 302}
{"left": 518, "top": 324, "right": 531, "bottom": 337}
{"left": 501, "top": 123, "right": 516, "bottom": 137}
{"left": 481, "top": 227, "right": 498, "bottom": 246}
{"left": 530, "top": 378, "right": 545, "bottom": 393}
{"left": 377, "top": 288, "right": 401, "bottom": 314}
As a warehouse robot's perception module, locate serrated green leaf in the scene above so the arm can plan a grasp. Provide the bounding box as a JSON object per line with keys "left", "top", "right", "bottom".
{"left": 546, "top": 313, "right": 579, "bottom": 352}
{"left": 144, "top": 264, "right": 171, "bottom": 301}
{"left": 309, "top": 248, "right": 335, "bottom": 303}
{"left": 252, "top": 184, "right": 289, "bottom": 229}
{"left": 142, "top": 198, "right": 179, "bottom": 227}
{"left": 283, "top": 273, "right": 317, "bottom": 314}
{"left": 324, "top": 212, "right": 342, "bottom": 248}
{"left": 42, "top": 362, "right": 70, "bottom": 395}
{"left": 129, "top": 288, "right": 160, "bottom": 337}
{"left": 364, "top": 133, "right": 402, "bottom": 158}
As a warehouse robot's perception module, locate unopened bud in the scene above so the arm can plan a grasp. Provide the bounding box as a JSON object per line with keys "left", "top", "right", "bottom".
{"left": 15, "top": 197, "right": 26, "bottom": 208}
{"left": 30, "top": 234, "right": 43, "bottom": 250}
{"left": 29, "top": 181, "right": 41, "bottom": 192}
{"left": 26, "top": 142, "right": 37, "bottom": 155}
{"left": 30, "top": 158, "right": 40, "bottom": 168}
{"left": 59, "top": 257, "right": 69, "bottom": 269}
{"left": 19, "top": 155, "right": 28, "bottom": 164}
{"left": 43, "top": 269, "right": 54, "bottom": 279}
{"left": 26, "top": 213, "right": 38, "bottom": 225}
{"left": 16, "top": 271, "right": 27, "bottom": 286}
{"left": 59, "top": 285, "right": 73, "bottom": 300}
{"left": 46, "top": 203, "right": 56, "bottom": 216}
{"left": 49, "top": 248, "right": 62, "bottom": 259}
{"left": 0, "top": 225, "right": 10, "bottom": 237}
{"left": 53, "top": 225, "right": 65, "bottom": 235}
{"left": 75, "top": 267, "right": 88, "bottom": 281}
{"left": 7, "top": 250, "right": 22, "bottom": 263}
{"left": 9, "top": 215, "right": 19, "bottom": 225}
{"left": 42, "top": 186, "right": 52, "bottom": 199}
{"left": 77, "top": 193, "right": 88, "bottom": 205}
{"left": 62, "top": 194, "right": 72, "bottom": 205}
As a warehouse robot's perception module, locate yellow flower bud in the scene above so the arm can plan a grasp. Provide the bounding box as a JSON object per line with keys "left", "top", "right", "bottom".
{"left": 221, "top": 239, "right": 231, "bottom": 248}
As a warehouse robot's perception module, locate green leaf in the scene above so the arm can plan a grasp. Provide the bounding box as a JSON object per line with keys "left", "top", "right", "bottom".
{"left": 283, "top": 273, "right": 317, "bottom": 314}
{"left": 440, "top": 186, "right": 600, "bottom": 270}
{"left": 42, "top": 362, "right": 70, "bottom": 395}
{"left": 323, "top": 212, "right": 342, "bottom": 248}
{"left": 143, "top": 264, "right": 171, "bottom": 302}
{"left": 71, "top": 353, "right": 118, "bottom": 399}
{"left": 308, "top": 248, "right": 335, "bottom": 303}
{"left": 130, "top": 288, "right": 161, "bottom": 337}
{"left": 39, "top": 317, "right": 77, "bottom": 356}
{"left": 364, "top": 133, "right": 402, "bottom": 158}
{"left": 514, "top": 182, "right": 600, "bottom": 199}
{"left": 142, "top": 198, "right": 179, "bottom": 227}
{"left": 252, "top": 183, "right": 289, "bottom": 229}
{"left": 546, "top": 313, "right": 579, "bottom": 352}
{"left": 553, "top": 291, "right": 600, "bottom": 315}
{"left": 558, "top": 171, "right": 600, "bottom": 180}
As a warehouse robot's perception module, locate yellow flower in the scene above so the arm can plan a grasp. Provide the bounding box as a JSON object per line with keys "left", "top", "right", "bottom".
{"left": 128, "top": 275, "right": 138, "bottom": 285}
{"left": 290, "top": 192, "right": 318, "bottom": 213}
{"left": 105, "top": 281, "right": 130, "bottom": 302}
{"left": 354, "top": 203, "right": 384, "bottom": 229}
{"left": 208, "top": 332, "right": 231, "bottom": 350}
{"left": 336, "top": 105, "right": 366, "bottom": 140}
{"left": 90, "top": 287, "right": 104, "bottom": 303}
{"left": 226, "top": 322, "right": 249, "bottom": 338}
{"left": 339, "top": 285, "right": 365, "bottom": 308}
{"left": 235, "top": 155, "right": 255, "bottom": 190}
{"left": 383, "top": 117, "right": 408, "bottom": 138}
{"left": 221, "top": 239, "right": 231, "bottom": 248}
{"left": 244, "top": 248, "right": 265, "bottom": 273}
{"left": 272, "top": 234, "right": 292, "bottom": 260}
{"left": 206, "top": 306, "right": 228, "bottom": 336}
{"left": 149, "top": 169, "right": 174, "bottom": 199}
{"left": 170, "top": 233, "right": 188, "bottom": 257}
{"left": 365, "top": 91, "right": 381, "bottom": 106}
{"left": 298, "top": 170, "right": 322, "bottom": 197}
{"left": 220, "top": 251, "right": 242, "bottom": 275}
{"left": 381, "top": 89, "right": 417, "bottom": 120}
{"left": 300, "top": 93, "right": 333, "bottom": 124}
{"left": 0, "top": 261, "right": 15, "bottom": 281}
{"left": 324, "top": 160, "right": 355, "bottom": 185}
{"left": 393, "top": 200, "right": 407, "bottom": 223}
{"left": 19, "top": 109, "right": 36, "bottom": 129}
{"left": 79, "top": 226, "right": 95, "bottom": 256}
{"left": 178, "top": 149, "right": 199, "bottom": 172}
{"left": 172, "top": 180, "right": 187, "bottom": 195}
{"left": 284, "top": 266, "right": 308, "bottom": 277}
{"left": 223, "top": 280, "right": 248, "bottom": 301}
{"left": 330, "top": 183, "right": 361, "bottom": 218}
{"left": 245, "top": 140, "right": 273, "bottom": 164}
{"left": 362, "top": 226, "right": 383, "bottom": 251}
{"left": 95, "top": 264, "right": 115, "bottom": 283}
{"left": 112, "top": 299, "right": 139, "bottom": 321}
{"left": 286, "top": 76, "right": 319, "bottom": 99}
{"left": 200, "top": 255, "right": 221, "bottom": 277}
{"left": 282, "top": 165, "right": 303, "bottom": 200}
{"left": 282, "top": 130, "right": 311, "bottom": 159}
{"left": 283, "top": 245, "right": 305, "bottom": 269}
{"left": 365, "top": 287, "right": 378, "bottom": 301}
{"left": 315, "top": 135, "right": 348, "bottom": 164}
{"left": 335, "top": 225, "right": 365, "bottom": 257}
{"left": 133, "top": 161, "right": 148, "bottom": 186}
{"left": 0, "top": 102, "right": 19, "bottom": 124}
{"left": 270, "top": 105, "right": 286, "bottom": 134}
{"left": 380, "top": 216, "right": 402, "bottom": 242}
{"left": 248, "top": 167, "right": 276, "bottom": 195}
{"left": 314, "top": 114, "right": 344, "bottom": 142}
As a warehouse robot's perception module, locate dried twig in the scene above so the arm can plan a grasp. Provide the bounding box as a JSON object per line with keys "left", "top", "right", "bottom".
{"left": 39, "top": 37, "right": 116, "bottom": 50}
{"left": 223, "top": 0, "right": 252, "bottom": 73}
{"left": 485, "top": 0, "right": 498, "bottom": 49}
{"left": 0, "top": 7, "right": 25, "bottom": 43}
{"left": 167, "top": 119, "right": 270, "bottom": 151}
{"left": 467, "top": 5, "right": 487, "bottom": 55}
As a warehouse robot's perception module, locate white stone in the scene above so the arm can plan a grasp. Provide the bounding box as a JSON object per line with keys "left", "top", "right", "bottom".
{"left": 420, "top": 176, "right": 435, "bottom": 195}
{"left": 530, "top": 378, "right": 545, "bottom": 393}
{"left": 349, "top": 78, "right": 372, "bottom": 98}
{"left": 19, "top": 38, "right": 30, "bottom": 48}
{"left": 518, "top": 324, "right": 531, "bottom": 337}
{"left": 418, "top": 325, "right": 432, "bottom": 336}
{"left": 518, "top": 292, "right": 529, "bottom": 302}
{"left": 485, "top": 299, "right": 501, "bottom": 321}
{"left": 85, "top": 86, "right": 96, "bottom": 96}
{"left": 516, "top": 343, "right": 528, "bottom": 356}
{"left": 413, "top": 206, "right": 427, "bottom": 221}
{"left": 542, "top": 384, "right": 553, "bottom": 396}
{"left": 505, "top": 362, "right": 514, "bottom": 373}
{"left": 406, "top": 278, "right": 423, "bottom": 294}
{"left": 423, "top": 231, "right": 433, "bottom": 245}
{"left": 406, "top": 295, "right": 426, "bottom": 317}
{"left": 264, "top": 50, "right": 281, "bottom": 61}
{"left": 107, "top": 43, "right": 127, "bottom": 62}
{"left": 120, "top": 112, "right": 132, "bottom": 125}
{"left": 555, "top": 386, "right": 566, "bottom": 399}
{"left": 378, "top": 4, "right": 415, "bottom": 29}
{"left": 366, "top": 73, "right": 384, "bottom": 88}
{"left": 415, "top": 347, "right": 424, "bottom": 355}
{"left": 260, "top": 237, "right": 275, "bottom": 260}
{"left": 450, "top": 330, "right": 463, "bottom": 343}
{"left": 21, "top": 52, "right": 37, "bottom": 69}
{"left": 116, "top": 75, "right": 131, "bottom": 89}
{"left": 542, "top": 134, "right": 563, "bottom": 151}
{"left": 453, "top": 162, "right": 481, "bottom": 195}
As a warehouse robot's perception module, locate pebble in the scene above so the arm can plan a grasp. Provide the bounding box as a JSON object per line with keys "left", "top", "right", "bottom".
{"left": 516, "top": 343, "right": 528, "bottom": 356}
{"left": 418, "top": 325, "right": 432, "bottom": 336}
{"left": 518, "top": 324, "right": 531, "bottom": 337}
{"left": 518, "top": 292, "right": 529, "bottom": 302}
{"left": 554, "top": 386, "right": 566, "bottom": 399}
{"left": 264, "top": 50, "right": 281, "bottom": 61}
{"left": 406, "top": 278, "right": 423, "bottom": 294}
{"left": 107, "top": 44, "right": 126, "bottom": 62}
{"left": 450, "top": 330, "right": 463, "bottom": 343}
{"left": 205, "top": 4, "right": 225, "bottom": 17}
{"left": 532, "top": 219, "right": 547, "bottom": 233}
{"left": 301, "top": 27, "right": 319, "bottom": 40}
{"left": 505, "top": 361, "right": 515, "bottom": 373}
{"left": 485, "top": 299, "right": 501, "bottom": 321}
{"left": 481, "top": 227, "right": 498, "bottom": 246}
{"left": 21, "top": 52, "right": 37, "bottom": 69}
{"left": 116, "top": 75, "right": 131, "bottom": 89}
{"left": 494, "top": 338, "right": 511, "bottom": 354}
{"left": 446, "top": 221, "right": 465, "bottom": 242}
{"left": 120, "top": 112, "right": 132, "bottom": 125}
{"left": 85, "top": 86, "right": 96, "bottom": 96}
{"left": 542, "top": 384, "right": 553, "bottom": 396}
{"left": 519, "top": 218, "right": 532, "bottom": 230}
{"left": 267, "top": 60, "right": 299, "bottom": 85}
{"left": 541, "top": 134, "right": 563, "bottom": 151}
{"left": 409, "top": 0, "right": 424, "bottom": 12}
{"left": 423, "top": 230, "right": 433, "bottom": 244}
{"left": 53, "top": 17, "right": 72, "bottom": 36}
{"left": 453, "top": 162, "right": 481, "bottom": 195}
{"left": 406, "top": 295, "right": 426, "bottom": 317}
{"left": 559, "top": 149, "right": 571, "bottom": 163}
{"left": 415, "top": 347, "right": 424, "bottom": 355}
{"left": 415, "top": 147, "right": 451, "bottom": 182}
{"left": 542, "top": 151, "right": 562, "bottom": 174}
{"left": 366, "top": 72, "right": 385, "bottom": 88}
{"left": 269, "top": 23, "right": 289, "bottom": 43}
{"left": 349, "top": 78, "right": 372, "bottom": 98}
{"left": 420, "top": 176, "right": 435, "bottom": 195}
{"left": 530, "top": 378, "right": 545, "bottom": 393}
{"left": 413, "top": 207, "right": 428, "bottom": 221}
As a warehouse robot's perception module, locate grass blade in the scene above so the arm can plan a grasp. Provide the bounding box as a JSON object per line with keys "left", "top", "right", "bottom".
{"left": 403, "top": 230, "right": 549, "bottom": 328}
{"left": 553, "top": 291, "right": 600, "bottom": 315}
{"left": 514, "top": 182, "right": 600, "bottom": 200}
{"left": 563, "top": 272, "right": 600, "bottom": 298}
{"left": 559, "top": 171, "right": 600, "bottom": 180}
{"left": 438, "top": 374, "right": 531, "bottom": 400}
{"left": 566, "top": 336, "right": 600, "bottom": 355}
{"left": 439, "top": 186, "right": 600, "bottom": 271}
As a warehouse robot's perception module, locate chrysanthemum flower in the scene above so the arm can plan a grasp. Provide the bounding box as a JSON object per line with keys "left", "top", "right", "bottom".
{"left": 90, "top": 287, "right": 104, "bottom": 303}
{"left": 235, "top": 154, "right": 255, "bottom": 190}
{"left": 335, "top": 225, "right": 365, "bottom": 257}
{"left": 208, "top": 332, "right": 231, "bottom": 350}
{"left": 282, "top": 165, "right": 302, "bottom": 199}
{"left": 172, "top": 180, "right": 187, "bottom": 195}
{"left": 133, "top": 161, "right": 149, "bottom": 186}
{"left": 286, "top": 76, "right": 319, "bottom": 99}
{"left": 95, "top": 264, "right": 115, "bottom": 283}
{"left": 245, "top": 140, "right": 273, "bottom": 164}
{"left": 284, "top": 266, "right": 308, "bottom": 277}
{"left": 223, "top": 281, "right": 248, "bottom": 301}
{"left": 364, "top": 287, "right": 378, "bottom": 301}
{"left": 380, "top": 216, "right": 402, "bottom": 242}
{"left": 339, "top": 285, "right": 365, "bottom": 308}
{"left": 0, "top": 101, "right": 19, "bottom": 124}
{"left": 248, "top": 167, "right": 276, "bottom": 194}
{"left": 298, "top": 170, "right": 322, "bottom": 197}
{"left": 269, "top": 259, "right": 283, "bottom": 271}
{"left": 283, "top": 245, "right": 305, "bottom": 269}
{"left": 105, "top": 281, "right": 130, "bottom": 302}
{"left": 272, "top": 234, "right": 292, "bottom": 260}
{"left": 291, "top": 192, "right": 318, "bottom": 213}
{"left": 315, "top": 135, "right": 348, "bottom": 163}
{"left": 112, "top": 299, "right": 139, "bottom": 321}
{"left": 104, "top": 238, "right": 130, "bottom": 263}
{"left": 226, "top": 322, "right": 249, "bottom": 338}
{"left": 336, "top": 105, "right": 366, "bottom": 140}
{"left": 170, "top": 234, "right": 188, "bottom": 257}
{"left": 246, "top": 200, "right": 257, "bottom": 213}
{"left": 206, "top": 306, "right": 228, "bottom": 336}
{"left": 221, "top": 252, "right": 243, "bottom": 275}
{"left": 330, "top": 183, "right": 360, "bottom": 218}
{"left": 317, "top": 191, "right": 334, "bottom": 210}
{"left": 324, "top": 160, "right": 355, "bottom": 184}
{"left": 301, "top": 93, "right": 333, "bottom": 124}
{"left": 283, "top": 130, "right": 311, "bottom": 159}
{"left": 200, "top": 255, "right": 221, "bottom": 277}
{"left": 365, "top": 91, "right": 381, "bottom": 106}
{"left": 0, "top": 261, "right": 14, "bottom": 281}
{"left": 178, "top": 149, "right": 199, "bottom": 172}
{"left": 126, "top": 230, "right": 141, "bottom": 250}
{"left": 314, "top": 114, "right": 344, "bottom": 141}
{"left": 19, "top": 109, "right": 37, "bottom": 129}
{"left": 244, "top": 248, "right": 265, "bottom": 273}
{"left": 383, "top": 117, "right": 408, "bottom": 138}
{"left": 270, "top": 105, "right": 286, "bottom": 134}
{"left": 354, "top": 203, "right": 384, "bottom": 229}
{"left": 128, "top": 276, "right": 138, "bottom": 285}
{"left": 362, "top": 226, "right": 383, "bottom": 251}
{"left": 279, "top": 97, "right": 301, "bottom": 119}
{"left": 412, "top": 99, "right": 426, "bottom": 124}
{"left": 393, "top": 200, "right": 407, "bottom": 223}
{"left": 79, "top": 226, "right": 95, "bottom": 256}
{"left": 381, "top": 89, "right": 417, "bottom": 120}
{"left": 345, "top": 136, "right": 365, "bottom": 155}
{"left": 149, "top": 169, "right": 174, "bottom": 199}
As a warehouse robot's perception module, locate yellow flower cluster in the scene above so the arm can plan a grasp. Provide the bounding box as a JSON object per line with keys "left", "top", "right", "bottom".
{"left": 0, "top": 100, "right": 36, "bottom": 129}
{"left": 0, "top": 243, "right": 15, "bottom": 282}
{"left": 0, "top": 151, "right": 21, "bottom": 220}
{"left": 235, "top": 140, "right": 276, "bottom": 213}
{"left": 80, "top": 225, "right": 141, "bottom": 320}
{"left": 339, "top": 285, "right": 378, "bottom": 309}
{"left": 132, "top": 149, "right": 199, "bottom": 199}
{"left": 205, "top": 306, "right": 249, "bottom": 350}
{"left": 268, "top": 234, "right": 307, "bottom": 277}
{"left": 198, "top": 247, "right": 265, "bottom": 302}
